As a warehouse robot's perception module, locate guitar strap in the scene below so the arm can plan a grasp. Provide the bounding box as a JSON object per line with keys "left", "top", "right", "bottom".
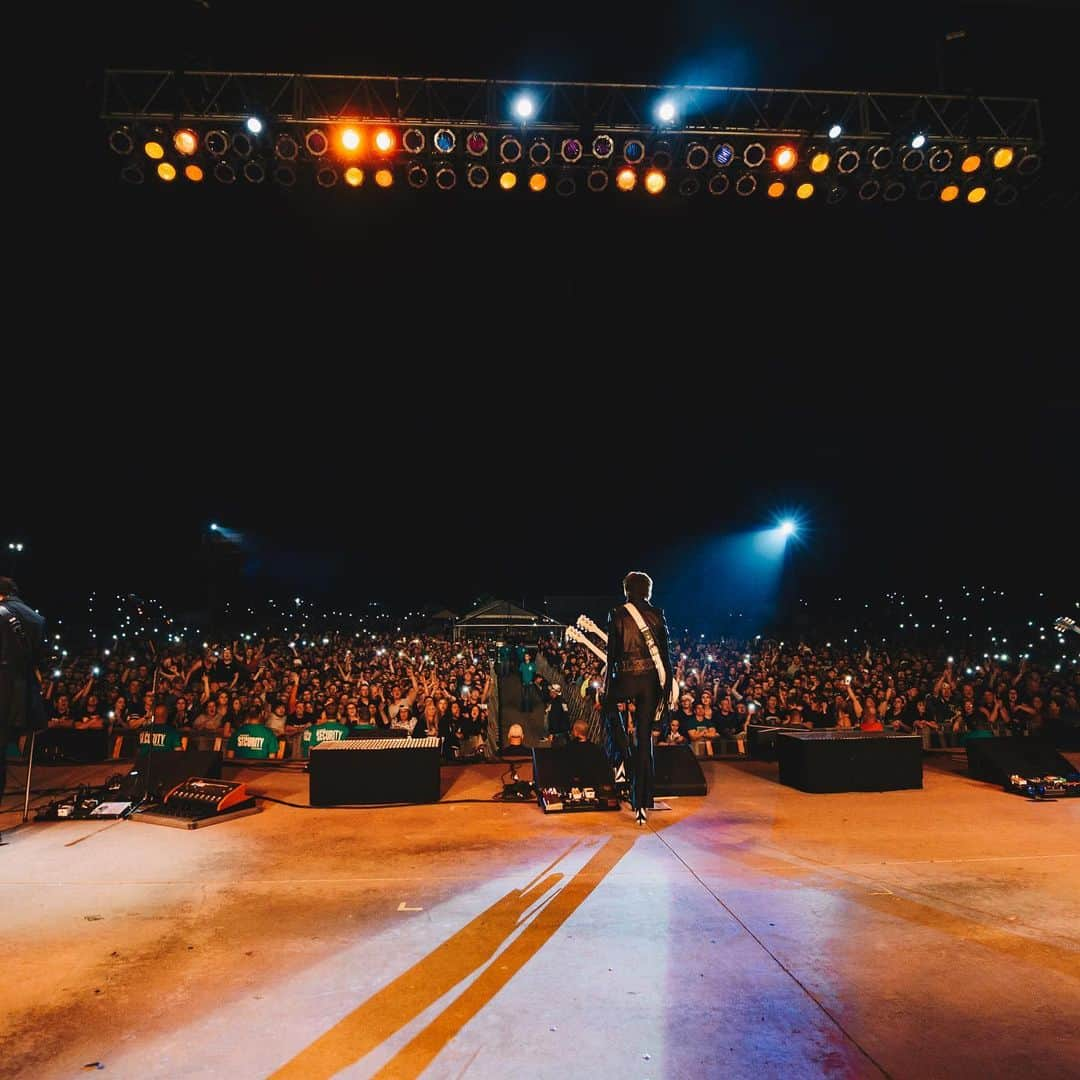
{"left": 623, "top": 603, "right": 678, "bottom": 714}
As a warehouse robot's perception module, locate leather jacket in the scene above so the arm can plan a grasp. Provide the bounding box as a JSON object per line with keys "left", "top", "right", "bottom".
{"left": 603, "top": 599, "right": 672, "bottom": 694}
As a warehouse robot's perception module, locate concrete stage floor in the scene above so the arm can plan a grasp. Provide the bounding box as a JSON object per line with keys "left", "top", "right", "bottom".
{"left": 2, "top": 755, "right": 1078, "bottom": 1080}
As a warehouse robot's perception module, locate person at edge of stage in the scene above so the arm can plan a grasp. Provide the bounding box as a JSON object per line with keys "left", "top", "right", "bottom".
{"left": 601, "top": 571, "right": 674, "bottom": 826}
{"left": 0, "top": 577, "right": 48, "bottom": 843}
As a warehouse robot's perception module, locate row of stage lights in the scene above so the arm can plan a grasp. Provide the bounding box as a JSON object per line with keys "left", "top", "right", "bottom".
{"left": 108, "top": 118, "right": 1039, "bottom": 206}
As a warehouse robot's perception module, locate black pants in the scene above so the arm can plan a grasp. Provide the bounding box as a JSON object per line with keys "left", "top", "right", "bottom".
{"left": 608, "top": 673, "right": 662, "bottom": 811}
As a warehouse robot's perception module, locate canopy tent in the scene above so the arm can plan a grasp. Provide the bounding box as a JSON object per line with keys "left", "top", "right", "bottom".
{"left": 453, "top": 599, "right": 564, "bottom": 641}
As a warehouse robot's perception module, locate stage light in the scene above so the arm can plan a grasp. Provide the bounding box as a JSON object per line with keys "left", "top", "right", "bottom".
{"left": 108, "top": 127, "right": 134, "bottom": 155}
{"left": 340, "top": 127, "right": 361, "bottom": 152}
{"left": 652, "top": 141, "right": 673, "bottom": 170}
{"left": 467, "top": 163, "right": 489, "bottom": 188}
{"left": 243, "top": 160, "right": 265, "bottom": 183}
{"left": 433, "top": 128, "right": 456, "bottom": 153}
{"left": 713, "top": 142, "right": 734, "bottom": 167}
{"left": 780, "top": 519, "right": 797, "bottom": 537}
{"left": 209, "top": 523, "right": 219, "bottom": 532}
{"left": 592, "top": 134, "right": 614, "bottom": 159}
{"left": 143, "top": 138, "right": 165, "bottom": 160}
{"left": 743, "top": 142, "right": 766, "bottom": 168}
{"left": 656, "top": 98, "right": 676, "bottom": 124}
{"left": 615, "top": 166, "right": 636, "bottom": 191}
{"left": 870, "top": 145, "right": 892, "bottom": 170}
{"left": 214, "top": 161, "right": 236, "bottom": 184}
{"left": 560, "top": 137, "right": 583, "bottom": 163}
{"left": 767, "top": 180, "right": 785, "bottom": 198}
{"left": 205, "top": 130, "right": 230, "bottom": 157}
{"left": 586, "top": 168, "right": 608, "bottom": 192}
{"left": 707, "top": 172, "right": 729, "bottom": 195}
{"left": 916, "top": 178, "right": 938, "bottom": 201}
{"left": 883, "top": 180, "right": 906, "bottom": 202}
{"left": 992, "top": 146, "right": 1014, "bottom": 169}
{"left": 859, "top": 179, "right": 880, "bottom": 200}
{"left": 120, "top": 162, "right": 144, "bottom": 184}
{"left": 466, "top": 131, "right": 489, "bottom": 156}
{"left": 1016, "top": 151, "right": 1041, "bottom": 175}
{"left": 735, "top": 173, "right": 757, "bottom": 196}
{"left": 305, "top": 129, "right": 329, "bottom": 156}
{"left": 345, "top": 166, "right": 364, "bottom": 187}
{"left": 901, "top": 148, "right": 924, "bottom": 172}
{"left": 157, "top": 161, "right": 177, "bottom": 181}
{"left": 796, "top": 182, "right": 814, "bottom": 199}
{"left": 402, "top": 128, "right": 425, "bottom": 153}
{"left": 966, "top": 184, "right": 987, "bottom": 204}
{"left": 623, "top": 139, "right": 645, "bottom": 164}
{"left": 826, "top": 184, "right": 847, "bottom": 204}
{"left": 374, "top": 128, "right": 395, "bottom": 153}
{"left": 436, "top": 167, "right": 457, "bottom": 190}
{"left": 499, "top": 169, "right": 517, "bottom": 190}
{"left": 275, "top": 134, "right": 298, "bottom": 160}
{"left": 274, "top": 165, "right": 296, "bottom": 187}
{"left": 773, "top": 145, "right": 797, "bottom": 171}
{"left": 407, "top": 163, "right": 429, "bottom": 188}
{"left": 246, "top": 117, "right": 263, "bottom": 135}
{"left": 928, "top": 147, "right": 952, "bottom": 172}
{"left": 184, "top": 163, "right": 204, "bottom": 182}
{"left": 513, "top": 93, "right": 535, "bottom": 120}
{"left": 837, "top": 147, "right": 859, "bottom": 174}
{"left": 173, "top": 128, "right": 198, "bottom": 156}
{"left": 961, "top": 153, "right": 982, "bottom": 173}
{"left": 375, "top": 167, "right": 394, "bottom": 187}
{"left": 499, "top": 136, "right": 522, "bottom": 163}
{"left": 810, "top": 151, "right": 830, "bottom": 173}
{"left": 685, "top": 143, "right": 709, "bottom": 170}
{"left": 528, "top": 139, "right": 551, "bottom": 165}
{"left": 828, "top": 123, "right": 842, "bottom": 140}
{"left": 316, "top": 166, "right": 337, "bottom": 188}
{"left": 528, "top": 171, "right": 547, "bottom": 192}
{"left": 644, "top": 169, "right": 666, "bottom": 195}
{"left": 911, "top": 133, "right": 926, "bottom": 149}
{"left": 556, "top": 175, "right": 576, "bottom": 196}
{"left": 940, "top": 183, "right": 959, "bottom": 202}
{"left": 678, "top": 176, "right": 700, "bottom": 196}
{"left": 992, "top": 180, "right": 1018, "bottom": 206}
{"left": 232, "top": 132, "right": 253, "bottom": 158}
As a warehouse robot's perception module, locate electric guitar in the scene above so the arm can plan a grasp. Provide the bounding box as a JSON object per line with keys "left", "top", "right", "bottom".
{"left": 565, "top": 624, "right": 608, "bottom": 666}
{"left": 1054, "top": 617, "right": 1078, "bottom": 637}
{"left": 575, "top": 614, "right": 607, "bottom": 644}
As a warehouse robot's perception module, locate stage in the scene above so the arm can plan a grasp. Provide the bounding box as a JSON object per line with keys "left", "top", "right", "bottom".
{"left": 2, "top": 755, "right": 1078, "bottom": 1079}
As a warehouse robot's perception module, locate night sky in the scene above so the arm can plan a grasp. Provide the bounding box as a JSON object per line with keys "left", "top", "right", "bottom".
{"left": 9, "top": 1, "right": 1076, "bottom": 625}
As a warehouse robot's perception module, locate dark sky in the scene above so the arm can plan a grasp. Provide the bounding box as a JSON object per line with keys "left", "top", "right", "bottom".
{"left": 9, "top": 1, "right": 1077, "bottom": 624}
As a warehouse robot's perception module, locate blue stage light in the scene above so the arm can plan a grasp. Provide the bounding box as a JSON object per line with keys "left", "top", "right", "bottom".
{"left": 780, "top": 519, "right": 797, "bottom": 537}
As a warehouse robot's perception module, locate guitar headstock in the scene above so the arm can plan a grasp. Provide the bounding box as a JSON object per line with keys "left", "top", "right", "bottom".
{"left": 1054, "top": 616, "right": 1077, "bottom": 634}
{"left": 565, "top": 626, "right": 588, "bottom": 647}
{"left": 576, "top": 614, "right": 604, "bottom": 637}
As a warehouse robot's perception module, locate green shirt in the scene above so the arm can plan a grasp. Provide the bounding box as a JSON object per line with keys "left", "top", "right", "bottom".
{"left": 228, "top": 723, "right": 280, "bottom": 760}
{"left": 301, "top": 722, "right": 352, "bottom": 758}
{"left": 136, "top": 724, "right": 185, "bottom": 754}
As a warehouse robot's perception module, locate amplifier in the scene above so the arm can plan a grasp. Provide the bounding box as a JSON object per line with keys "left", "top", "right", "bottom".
{"left": 129, "top": 777, "right": 260, "bottom": 829}
{"left": 309, "top": 738, "right": 442, "bottom": 806}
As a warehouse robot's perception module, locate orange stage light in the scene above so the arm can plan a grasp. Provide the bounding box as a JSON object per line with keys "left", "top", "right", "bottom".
{"left": 767, "top": 180, "right": 785, "bottom": 198}
{"left": 644, "top": 169, "right": 666, "bottom": 195}
{"left": 345, "top": 167, "right": 364, "bottom": 187}
{"left": 529, "top": 172, "right": 547, "bottom": 192}
{"left": 173, "top": 129, "right": 198, "bottom": 156}
{"left": 157, "top": 162, "right": 177, "bottom": 181}
{"left": 499, "top": 170, "right": 517, "bottom": 190}
{"left": 374, "top": 129, "right": 395, "bottom": 153}
{"left": 940, "top": 184, "right": 960, "bottom": 203}
{"left": 341, "top": 128, "right": 361, "bottom": 152}
{"left": 374, "top": 168, "right": 393, "bottom": 188}
{"left": 616, "top": 167, "right": 637, "bottom": 192}
{"left": 774, "top": 146, "right": 797, "bottom": 171}
{"left": 184, "top": 164, "right": 204, "bottom": 182}
{"left": 144, "top": 141, "right": 164, "bottom": 160}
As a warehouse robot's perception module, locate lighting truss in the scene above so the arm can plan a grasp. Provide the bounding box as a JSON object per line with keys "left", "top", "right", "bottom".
{"left": 102, "top": 70, "right": 1045, "bottom": 205}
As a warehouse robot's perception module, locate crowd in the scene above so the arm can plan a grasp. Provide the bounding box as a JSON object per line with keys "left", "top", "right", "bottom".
{"left": 540, "top": 633, "right": 1080, "bottom": 754}
{"left": 31, "top": 634, "right": 495, "bottom": 762}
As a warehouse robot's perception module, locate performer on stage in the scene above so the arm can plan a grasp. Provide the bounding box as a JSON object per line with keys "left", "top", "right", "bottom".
{"left": 0, "top": 578, "right": 47, "bottom": 829}
{"left": 602, "top": 571, "right": 673, "bottom": 825}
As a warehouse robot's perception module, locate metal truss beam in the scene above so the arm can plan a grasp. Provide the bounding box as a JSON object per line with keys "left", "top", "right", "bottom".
{"left": 102, "top": 71, "right": 1043, "bottom": 146}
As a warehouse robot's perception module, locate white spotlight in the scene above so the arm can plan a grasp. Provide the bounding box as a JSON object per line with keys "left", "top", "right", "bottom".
{"left": 209, "top": 523, "right": 219, "bottom": 532}
{"left": 828, "top": 123, "right": 842, "bottom": 140}
{"left": 657, "top": 99, "right": 677, "bottom": 124}
{"left": 513, "top": 94, "right": 535, "bottom": 120}
{"left": 246, "top": 117, "right": 263, "bottom": 135}
{"left": 911, "top": 133, "right": 926, "bottom": 149}
{"left": 780, "top": 519, "right": 797, "bottom": 537}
